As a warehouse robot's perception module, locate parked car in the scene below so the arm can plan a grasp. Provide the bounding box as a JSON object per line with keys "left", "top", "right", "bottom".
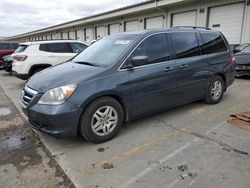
{"left": 12, "top": 40, "right": 88, "bottom": 80}
{"left": 20, "top": 28, "right": 235, "bottom": 143}
{"left": 0, "top": 41, "right": 18, "bottom": 68}
{"left": 234, "top": 45, "right": 250, "bottom": 77}
{"left": 3, "top": 43, "right": 33, "bottom": 73}
{"left": 3, "top": 55, "right": 13, "bottom": 72}
{"left": 235, "top": 43, "right": 250, "bottom": 52}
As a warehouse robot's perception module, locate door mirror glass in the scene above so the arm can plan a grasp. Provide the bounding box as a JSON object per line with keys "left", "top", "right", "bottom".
{"left": 131, "top": 56, "right": 149, "bottom": 66}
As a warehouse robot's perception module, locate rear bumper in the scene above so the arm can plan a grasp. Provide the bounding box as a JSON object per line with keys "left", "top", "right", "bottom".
{"left": 3, "top": 62, "right": 12, "bottom": 72}
{"left": 235, "top": 70, "right": 250, "bottom": 76}
{"left": 12, "top": 71, "right": 29, "bottom": 80}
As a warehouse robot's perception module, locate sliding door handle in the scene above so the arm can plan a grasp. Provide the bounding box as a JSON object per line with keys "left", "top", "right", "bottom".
{"left": 179, "top": 64, "right": 189, "bottom": 69}
{"left": 164, "top": 67, "right": 174, "bottom": 72}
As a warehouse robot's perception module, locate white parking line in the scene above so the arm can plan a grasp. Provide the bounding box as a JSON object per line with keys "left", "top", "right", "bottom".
{"left": 118, "top": 120, "right": 227, "bottom": 188}
{"left": 118, "top": 143, "right": 191, "bottom": 188}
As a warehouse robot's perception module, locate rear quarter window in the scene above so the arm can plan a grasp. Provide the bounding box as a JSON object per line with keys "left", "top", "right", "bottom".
{"left": 200, "top": 32, "right": 228, "bottom": 54}
{"left": 170, "top": 32, "right": 200, "bottom": 59}
{"left": 39, "top": 43, "right": 73, "bottom": 53}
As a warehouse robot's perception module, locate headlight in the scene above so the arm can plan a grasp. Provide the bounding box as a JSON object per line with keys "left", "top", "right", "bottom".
{"left": 38, "top": 84, "right": 76, "bottom": 105}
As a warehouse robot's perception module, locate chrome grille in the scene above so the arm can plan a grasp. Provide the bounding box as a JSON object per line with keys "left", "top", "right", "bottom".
{"left": 21, "top": 86, "right": 38, "bottom": 106}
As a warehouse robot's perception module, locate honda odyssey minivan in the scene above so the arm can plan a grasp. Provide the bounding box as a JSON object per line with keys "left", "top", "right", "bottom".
{"left": 20, "top": 28, "right": 235, "bottom": 143}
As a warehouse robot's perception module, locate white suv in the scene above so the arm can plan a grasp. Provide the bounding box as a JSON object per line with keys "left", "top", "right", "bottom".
{"left": 12, "top": 40, "right": 88, "bottom": 80}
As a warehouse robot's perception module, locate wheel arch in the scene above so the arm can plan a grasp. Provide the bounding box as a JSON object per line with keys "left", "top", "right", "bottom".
{"left": 78, "top": 92, "right": 131, "bottom": 131}
{"left": 28, "top": 64, "right": 52, "bottom": 76}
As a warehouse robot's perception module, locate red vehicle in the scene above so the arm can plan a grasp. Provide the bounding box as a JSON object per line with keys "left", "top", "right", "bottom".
{"left": 0, "top": 41, "right": 18, "bottom": 68}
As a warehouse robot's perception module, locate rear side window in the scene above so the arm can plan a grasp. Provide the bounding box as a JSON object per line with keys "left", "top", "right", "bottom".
{"left": 39, "top": 43, "right": 72, "bottom": 53}
{"left": 70, "top": 42, "right": 88, "bottom": 53}
{"left": 171, "top": 32, "right": 200, "bottom": 59}
{"left": 131, "top": 33, "right": 171, "bottom": 65}
{"left": 200, "top": 32, "right": 228, "bottom": 54}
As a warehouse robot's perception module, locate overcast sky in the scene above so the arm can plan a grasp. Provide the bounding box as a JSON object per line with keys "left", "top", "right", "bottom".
{"left": 0, "top": 0, "right": 145, "bottom": 37}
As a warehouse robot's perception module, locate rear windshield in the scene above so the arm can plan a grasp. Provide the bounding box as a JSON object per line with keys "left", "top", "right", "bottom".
{"left": 15, "top": 45, "right": 28, "bottom": 53}
{"left": 0, "top": 43, "right": 18, "bottom": 50}
{"left": 241, "top": 46, "right": 250, "bottom": 53}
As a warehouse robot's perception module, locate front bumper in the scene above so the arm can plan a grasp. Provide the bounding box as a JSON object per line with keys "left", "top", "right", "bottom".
{"left": 12, "top": 71, "right": 29, "bottom": 80}
{"left": 20, "top": 91, "right": 82, "bottom": 137}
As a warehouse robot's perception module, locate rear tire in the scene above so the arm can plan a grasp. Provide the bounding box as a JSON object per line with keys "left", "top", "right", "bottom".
{"left": 79, "top": 97, "right": 124, "bottom": 143}
{"left": 204, "top": 76, "right": 225, "bottom": 104}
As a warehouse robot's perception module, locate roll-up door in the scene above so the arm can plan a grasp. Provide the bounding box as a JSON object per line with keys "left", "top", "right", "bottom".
{"left": 96, "top": 26, "right": 105, "bottom": 39}
{"left": 145, "top": 16, "right": 164, "bottom": 29}
{"left": 208, "top": 3, "right": 244, "bottom": 44}
{"left": 109, "top": 23, "right": 121, "bottom": 35}
{"left": 76, "top": 29, "right": 85, "bottom": 41}
{"left": 172, "top": 11, "right": 197, "bottom": 27}
{"left": 62, "top": 32, "right": 68, "bottom": 39}
{"left": 125, "top": 20, "right": 139, "bottom": 32}
{"left": 69, "top": 31, "right": 76, "bottom": 40}
{"left": 85, "top": 28, "right": 94, "bottom": 42}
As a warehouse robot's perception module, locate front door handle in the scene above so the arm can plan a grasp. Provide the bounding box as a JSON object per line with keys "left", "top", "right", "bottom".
{"left": 179, "top": 64, "right": 189, "bottom": 69}
{"left": 164, "top": 67, "right": 174, "bottom": 72}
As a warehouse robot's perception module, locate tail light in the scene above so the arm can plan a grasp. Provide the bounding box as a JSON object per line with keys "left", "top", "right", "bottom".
{"left": 13, "top": 55, "right": 27, "bottom": 61}
{"left": 231, "top": 56, "right": 236, "bottom": 65}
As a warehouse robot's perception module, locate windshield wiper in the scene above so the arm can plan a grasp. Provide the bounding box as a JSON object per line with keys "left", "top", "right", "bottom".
{"left": 73, "top": 61, "right": 99, "bottom": 67}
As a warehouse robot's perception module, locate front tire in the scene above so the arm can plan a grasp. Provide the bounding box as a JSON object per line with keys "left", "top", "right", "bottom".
{"left": 79, "top": 97, "right": 124, "bottom": 143}
{"left": 204, "top": 76, "right": 225, "bottom": 104}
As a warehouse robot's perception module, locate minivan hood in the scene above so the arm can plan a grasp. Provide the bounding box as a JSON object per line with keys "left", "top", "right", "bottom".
{"left": 27, "top": 62, "right": 105, "bottom": 93}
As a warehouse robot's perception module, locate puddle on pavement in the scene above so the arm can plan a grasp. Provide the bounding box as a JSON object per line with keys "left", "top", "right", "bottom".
{"left": 0, "top": 108, "right": 12, "bottom": 117}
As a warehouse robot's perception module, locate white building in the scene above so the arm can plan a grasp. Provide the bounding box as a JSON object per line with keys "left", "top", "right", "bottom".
{"left": 6, "top": 0, "right": 250, "bottom": 45}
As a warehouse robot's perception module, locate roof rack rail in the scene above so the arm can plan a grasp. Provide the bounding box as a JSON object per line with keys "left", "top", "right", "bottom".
{"left": 173, "top": 26, "right": 212, "bottom": 30}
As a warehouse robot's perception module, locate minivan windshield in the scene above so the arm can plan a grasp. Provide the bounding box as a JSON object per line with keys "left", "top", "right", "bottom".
{"left": 72, "top": 34, "right": 138, "bottom": 67}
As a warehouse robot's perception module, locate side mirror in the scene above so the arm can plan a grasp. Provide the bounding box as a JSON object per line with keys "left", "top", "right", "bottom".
{"left": 131, "top": 56, "right": 149, "bottom": 66}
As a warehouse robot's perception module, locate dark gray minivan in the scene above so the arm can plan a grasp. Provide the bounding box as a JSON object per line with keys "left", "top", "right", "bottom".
{"left": 20, "top": 28, "right": 235, "bottom": 143}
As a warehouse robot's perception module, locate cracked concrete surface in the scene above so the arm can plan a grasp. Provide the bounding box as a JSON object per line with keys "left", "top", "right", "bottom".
{"left": 0, "top": 87, "right": 75, "bottom": 188}
{"left": 0, "top": 71, "right": 250, "bottom": 188}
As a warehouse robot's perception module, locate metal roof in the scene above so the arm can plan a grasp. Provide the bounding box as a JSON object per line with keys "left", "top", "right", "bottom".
{"left": 6, "top": 0, "right": 188, "bottom": 40}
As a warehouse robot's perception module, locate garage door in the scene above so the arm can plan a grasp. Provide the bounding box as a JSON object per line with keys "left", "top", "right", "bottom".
{"left": 172, "top": 11, "right": 197, "bottom": 27}
{"left": 85, "top": 28, "right": 94, "bottom": 42}
{"left": 208, "top": 3, "right": 244, "bottom": 44}
{"left": 62, "top": 32, "right": 68, "bottom": 39}
{"left": 145, "top": 16, "right": 164, "bottom": 29}
{"left": 96, "top": 26, "right": 106, "bottom": 39}
{"left": 76, "top": 29, "right": 84, "bottom": 41}
{"left": 69, "top": 31, "right": 76, "bottom": 40}
{"left": 52, "top": 33, "right": 60, "bottom": 39}
{"left": 109, "top": 23, "right": 121, "bottom": 35}
{"left": 125, "top": 20, "right": 139, "bottom": 32}
{"left": 47, "top": 34, "right": 52, "bottom": 40}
